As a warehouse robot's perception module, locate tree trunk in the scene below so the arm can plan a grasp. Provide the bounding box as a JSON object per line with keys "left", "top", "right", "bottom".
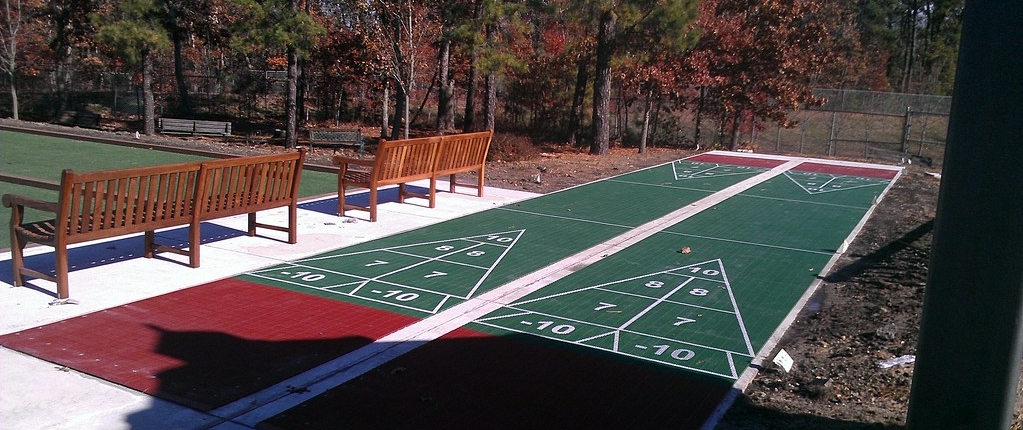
{"left": 590, "top": 10, "right": 615, "bottom": 155}
{"left": 900, "top": 0, "right": 919, "bottom": 93}
{"left": 484, "top": 70, "right": 496, "bottom": 131}
{"left": 297, "top": 57, "right": 306, "bottom": 125}
{"left": 285, "top": 45, "right": 299, "bottom": 148}
{"left": 403, "top": 84, "right": 410, "bottom": 139}
{"left": 728, "top": 111, "right": 741, "bottom": 150}
{"left": 172, "top": 29, "right": 192, "bottom": 115}
{"left": 639, "top": 84, "right": 652, "bottom": 154}
{"left": 381, "top": 82, "right": 390, "bottom": 137}
{"left": 437, "top": 38, "right": 454, "bottom": 132}
{"left": 9, "top": 75, "right": 18, "bottom": 120}
{"left": 142, "top": 49, "right": 156, "bottom": 135}
{"left": 392, "top": 85, "right": 408, "bottom": 140}
{"left": 463, "top": 1, "right": 483, "bottom": 133}
{"left": 55, "top": 48, "right": 72, "bottom": 116}
{"left": 464, "top": 47, "right": 478, "bottom": 132}
{"left": 694, "top": 86, "right": 704, "bottom": 148}
{"left": 568, "top": 57, "right": 588, "bottom": 146}
{"left": 483, "top": 22, "right": 497, "bottom": 131}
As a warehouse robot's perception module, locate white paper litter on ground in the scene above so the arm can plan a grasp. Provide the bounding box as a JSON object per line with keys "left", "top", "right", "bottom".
{"left": 878, "top": 354, "right": 916, "bottom": 368}
{"left": 773, "top": 349, "right": 794, "bottom": 372}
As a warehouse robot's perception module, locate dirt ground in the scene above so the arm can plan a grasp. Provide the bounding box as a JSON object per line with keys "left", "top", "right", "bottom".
{"left": 0, "top": 119, "right": 998, "bottom": 428}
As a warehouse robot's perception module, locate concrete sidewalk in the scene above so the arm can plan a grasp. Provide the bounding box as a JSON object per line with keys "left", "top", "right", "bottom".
{"left": 0, "top": 181, "right": 536, "bottom": 430}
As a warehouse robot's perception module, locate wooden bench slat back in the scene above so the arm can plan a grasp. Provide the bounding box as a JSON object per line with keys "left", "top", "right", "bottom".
{"left": 158, "top": 118, "right": 232, "bottom": 136}
{"left": 373, "top": 136, "right": 442, "bottom": 186}
{"left": 59, "top": 162, "right": 203, "bottom": 244}
{"left": 310, "top": 129, "right": 361, "bottom": 142}
{"left": 434, "top": 131, "right": 493, "bottom": 174}
{"left": 198, "top": 151, "right": 306, "bottom": 218}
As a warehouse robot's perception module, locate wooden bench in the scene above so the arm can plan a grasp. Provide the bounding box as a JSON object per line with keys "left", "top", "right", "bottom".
{"left": 332, "top": 136, "right": 441, "bottom": 222}
{"left": 2, "top": 149, "right": 306, "bottom": 300}
{"left": 330, "top": 131, "right": 493, "bottom": 222}
{"left": 434, "top": 130, "right": 493, "bottom": 197}
{"left": 158, "top": 118, "right": 232, "bottom": 136}
{"left": 309, "top": 128, "right": 364, "bottom": 153}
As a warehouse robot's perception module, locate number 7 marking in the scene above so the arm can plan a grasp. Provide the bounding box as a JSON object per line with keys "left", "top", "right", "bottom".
{"left": 594, "top": 302, "right": 616, "bottom": 311}
{"left": 675, "top": 316, "right": 696, "bottom": 326}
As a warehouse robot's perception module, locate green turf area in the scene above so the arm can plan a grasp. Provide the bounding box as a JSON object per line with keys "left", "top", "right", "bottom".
{"left": 239, "top": 160, "right": 764, "bottom": 318}
{"left": 0, "top": 130, "right": 338, "bottom": 249}
{"left": 470, "top": 166, "right": 893, "bottom": 381}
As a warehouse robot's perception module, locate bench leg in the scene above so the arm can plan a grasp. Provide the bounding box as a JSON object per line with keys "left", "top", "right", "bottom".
{"left": 369, "top": 188, "right": 378, "bottom": 222}
{"left": 428, "top": 178, "right": 437, "bottom": 208}
{"left": 188, "top": 224, "right": 201, "bottom": 268}
{"left": 337, "top": 176, "right": 346, "bottom": 216}
{"left": 8, "top": 231, "right": 27, "bottom": 288}
{"left": 247, "top": 213, "right": 258, "bottom": 237}
{"left": 54, "top": 246, "right": 70, "bottom": 300}
{"left": 288, "top": 205, "right": 298, "bottom": 244}
{"left": 144, "top": 231, "right": 156, "bottom": 259}
{"left": 476, "top": 168, "right": 485, "bottom": 197}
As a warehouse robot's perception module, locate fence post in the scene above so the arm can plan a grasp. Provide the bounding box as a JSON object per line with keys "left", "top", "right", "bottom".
{"left": 828, "top": 111, "right": 837, "bottom": 156}
{"left": 900, "top": 107, "right": 912, "bottom": 153}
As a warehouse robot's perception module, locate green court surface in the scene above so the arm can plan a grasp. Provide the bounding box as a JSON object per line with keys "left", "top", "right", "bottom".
{"left": 241, "top": 153, "right": 900, "bottom": 382}
{"left": 239, "top": 158, "right": 770, "bottom": 317}
{"left": 0, "top": 129, "right": 339, "bottom": 249}
{"left": 219, "top": 152, "right": 903, "bottom": 430}
{"left": 471, "top": 169, "right": 889, "bottom": 379}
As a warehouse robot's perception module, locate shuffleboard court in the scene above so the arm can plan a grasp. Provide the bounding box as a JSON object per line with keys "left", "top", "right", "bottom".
{"left": 0, "top": 151, "right": 902, "bottom": 429}
{"left": 233, "top": 152, "right": 900, "bottom": 429}
{"left": 239, "top": 156, "right": 773, "bottom": 317}
{"left": 471, "top": 160, "right": 898, "bottom": 380}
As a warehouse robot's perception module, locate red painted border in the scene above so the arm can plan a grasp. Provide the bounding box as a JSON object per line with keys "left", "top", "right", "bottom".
{"left": 795, "top": 161, "right": 900, "bottom": 179}
{"left": 687, "top": 152, "right": 788, "bottom": 168}
{"left": 0, "top": 279, "right": 419, "bottom": 411}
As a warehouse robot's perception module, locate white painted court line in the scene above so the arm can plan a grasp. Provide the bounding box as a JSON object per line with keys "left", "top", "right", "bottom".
{"left": 208, "top": 158, "right": 806, "bottom": 428}
{"left": 475, "top": 258, "right": 756, "bottom": 380}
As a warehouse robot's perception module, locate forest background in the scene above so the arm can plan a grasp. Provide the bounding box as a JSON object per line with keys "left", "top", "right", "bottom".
{"left": 0, "top": 0, "right": 962, "bottom": 158}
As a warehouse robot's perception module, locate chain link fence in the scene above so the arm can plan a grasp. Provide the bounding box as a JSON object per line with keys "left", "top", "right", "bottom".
{"left": 747, "top": 89, "right": 951, "bottom": 167}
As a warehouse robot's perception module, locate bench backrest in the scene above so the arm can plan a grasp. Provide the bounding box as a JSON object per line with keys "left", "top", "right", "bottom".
{"left": 434, "top": 131, "right": 493, "bottom": 175}
{"left": 310, "top": 129, "right": 361, "bottom": 143}
{"left": 57, "top": 161, "right": 204, "bottom": 244}
{"left": 158, "top": 118, "right": 232, "bottom": 136}
{"left": 197, "top": 150, "right": 306, "bottom": 218}
{"left": 372, "top": 136, "right": 442, "bottom": 186}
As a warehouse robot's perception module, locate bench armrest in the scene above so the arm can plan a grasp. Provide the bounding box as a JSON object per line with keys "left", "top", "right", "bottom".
{"left": 2, "top": 193, "right": 59, "bottom": 214}
{"left": 331, "top": 155, "right": 374, "bottom": 167}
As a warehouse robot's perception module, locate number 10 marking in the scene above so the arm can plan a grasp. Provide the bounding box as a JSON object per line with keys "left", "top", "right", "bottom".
{"left": 534, "top": 320, "right": 575, "bottom": 335}
{"left": 650, "top": 344, "right": 695, "bottom": 361}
